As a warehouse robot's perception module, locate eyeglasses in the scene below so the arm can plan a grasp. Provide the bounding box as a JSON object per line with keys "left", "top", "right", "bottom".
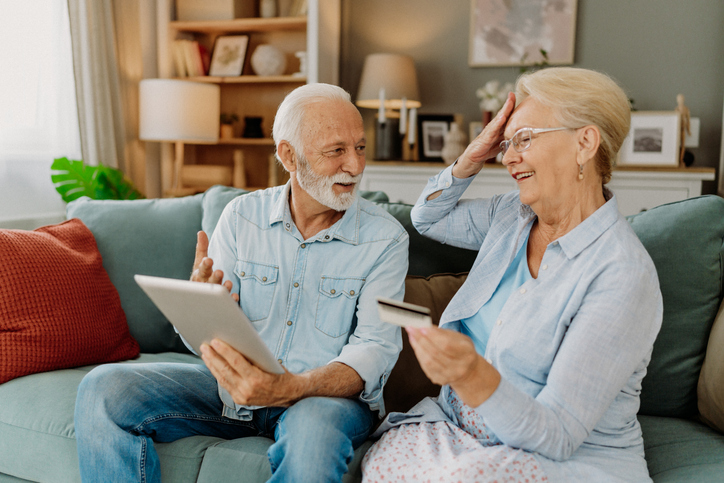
{"left": 499, "top": 127, "right": 573, "bottom": 156}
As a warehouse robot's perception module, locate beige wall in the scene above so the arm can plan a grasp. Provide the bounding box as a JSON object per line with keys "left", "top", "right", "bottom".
{"left": 339, "top": 0, "right": 724, "bottom": 191}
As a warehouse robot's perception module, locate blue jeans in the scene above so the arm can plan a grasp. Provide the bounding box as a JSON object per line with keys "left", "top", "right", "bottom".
{"left": 74, "top": 362, "right": 374, "bottom": 482}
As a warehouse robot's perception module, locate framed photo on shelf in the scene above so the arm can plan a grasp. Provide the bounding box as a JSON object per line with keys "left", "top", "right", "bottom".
{"left": 209, "top": 35, "right": 249, "bottom": 77}
{"left": 418, "top": 114, "right": 455, "bottom": 161}
{"left": 468, "top": 0, "right": 577, "bottom": 67}
{"left": 617, "top": 111, "right": 681, "bottom": 167}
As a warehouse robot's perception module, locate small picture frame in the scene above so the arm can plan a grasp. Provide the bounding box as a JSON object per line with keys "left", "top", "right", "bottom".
{"left": 617, "top": 111, "right": 681, "bottom": 167}
{"left": 209, "top": 35, "right": 249, "bottom": 77}
{"left": 469, "top": 121, "right": 483, "bottom": 141}
{"left": 418, "top": 114, "right": 455, "bottom": 161}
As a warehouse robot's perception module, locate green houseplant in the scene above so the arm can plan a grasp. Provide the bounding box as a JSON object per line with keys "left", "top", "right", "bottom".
{"left": 51, "top": 157, "right": 144, "bottom": 203}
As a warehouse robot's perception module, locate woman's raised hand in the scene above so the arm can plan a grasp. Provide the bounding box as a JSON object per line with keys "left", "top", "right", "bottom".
{"left": 452, "top": 92, "right": 515, "bottom": 179}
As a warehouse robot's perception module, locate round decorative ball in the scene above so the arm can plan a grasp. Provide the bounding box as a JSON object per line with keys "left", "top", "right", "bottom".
{"left": 251, "top": 44, "right": 287, "bottom": 77}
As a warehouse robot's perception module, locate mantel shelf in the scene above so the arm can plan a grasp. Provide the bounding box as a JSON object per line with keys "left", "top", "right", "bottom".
{"left": 170, "top": 16, "right": 307, "bottom": 34}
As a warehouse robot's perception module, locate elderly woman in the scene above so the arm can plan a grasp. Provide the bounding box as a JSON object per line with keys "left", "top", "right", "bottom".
{"left": 362, "top": 67, "right": 663, "bottom": 482}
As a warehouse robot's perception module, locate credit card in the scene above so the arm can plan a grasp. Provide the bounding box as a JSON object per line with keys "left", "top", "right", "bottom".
{"left": 376, "top": 296, "right": 433, "bottom": 328}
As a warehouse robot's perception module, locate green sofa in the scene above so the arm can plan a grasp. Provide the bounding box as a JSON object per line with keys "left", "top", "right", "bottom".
{"left": 1, "top": 185, "right": 723, "bottom": 482}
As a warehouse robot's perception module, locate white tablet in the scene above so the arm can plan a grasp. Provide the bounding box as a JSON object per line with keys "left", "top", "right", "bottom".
{"left": 135, "top": 274, "right": 284, "bottom": 375}
{"left": 376, "top": 296, "right": 433, "bottom": 328}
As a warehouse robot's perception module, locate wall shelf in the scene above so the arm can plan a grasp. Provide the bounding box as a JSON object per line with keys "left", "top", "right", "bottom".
{"left": 179, "top": 75, "right": 307, "bottom": 84}
{"left": 170, "top": 17, "right": 307, "bottom": 34}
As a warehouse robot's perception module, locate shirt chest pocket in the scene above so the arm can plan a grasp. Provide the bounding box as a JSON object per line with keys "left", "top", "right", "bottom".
{"left": 315, "top": 276, "right": 365, "bottom": 338}
{"left": 235, "top": 260, "right": 279, "bottom": 322}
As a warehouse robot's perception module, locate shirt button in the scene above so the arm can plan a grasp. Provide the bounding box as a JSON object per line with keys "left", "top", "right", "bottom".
{"left": 496, "top": 319, "right": 502, "bottom": 326}
{"left": 349, "top": 290, "right": 355, "bottom": 296}
{"left": 542, "top": 264, "right": 548, "bottom": 270}
{"left": 285, "top": 223, "right": 290, "bottom": 229}
{"left": 301, "top": 243, "right": 306, "bottom": 248}
{"left": 262, "top": 276, "right": 267, "bottom": 282}
{"left": 553, "top": 241, "right": 559, "bottom": 246}
{"left": 294, "top": 282, "right": 299, "bottom": 288}
{"left": 485, "top": 357, "right": 493, "bottom": 364}
{"left": 519, "top": 288, "right": 526, "bottom": 294}
{"left": 330, "top": 289, "right": 336, "bottom": 294}
{"left": 277, "top": 359, "right": 283, "bottom": 365}
{"left": 240, "top": 271, "right": 245, "bottom": 277}
{"left": 445, "top": 182, "right": 451, "bottom": 187}
{"left": 287, "top": 321, "right": 293, "bottom": 326}
{"left": 324, "top": 235, "right": 330, "bottom": 240}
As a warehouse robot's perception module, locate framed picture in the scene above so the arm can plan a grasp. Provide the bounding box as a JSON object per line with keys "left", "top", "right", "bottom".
{"left": 468, "top": 0, "right": 577, "bottom": 67}
{"left": 418, "top": 114, "right": 454, "bottom": 161}
{"left": 209, "top": 35, "right": 249, "bottom": 77}
{"left": 617, "top": 111, "right": 681, "bottom": 167}
{"left": 469, "top": 121, "right": 483, "bottom": 141}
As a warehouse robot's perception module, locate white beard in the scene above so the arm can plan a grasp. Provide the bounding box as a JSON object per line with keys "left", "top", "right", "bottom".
{"left": 295, "top": 155, "right": 362, "bottom": 212}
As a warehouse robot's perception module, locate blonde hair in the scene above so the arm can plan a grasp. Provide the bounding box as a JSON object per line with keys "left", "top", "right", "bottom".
{"left": 515, "top": 67, "right": 630, "bottom": 184}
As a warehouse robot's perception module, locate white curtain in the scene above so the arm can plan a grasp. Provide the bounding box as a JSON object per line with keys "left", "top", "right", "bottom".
{"left": 0, "top": 0, "right": 81, "bottom": 228}
{"left": 67, "top": 0, "right": 126, "bottom": 170}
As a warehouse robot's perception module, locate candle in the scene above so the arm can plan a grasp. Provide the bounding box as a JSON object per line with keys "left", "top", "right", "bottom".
{"left": 408, "top": 108, "right": 417, "bottom": 145}
{"left": 399, "top": 98, "right": 407, "bottom": 134}
{"left": 378, "top": 87, "right": 386, "bottom": 123}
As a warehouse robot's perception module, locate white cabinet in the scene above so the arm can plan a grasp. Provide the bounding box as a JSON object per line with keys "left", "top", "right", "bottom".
{"left": 361, "top": 162, "right": 715, "bottom": 216}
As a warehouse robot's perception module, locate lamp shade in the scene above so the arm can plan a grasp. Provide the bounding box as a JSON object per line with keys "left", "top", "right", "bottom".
{"left": 139, "top": 79, "right": 220, "bottom": 143}
{"left": 356, "top": 53, "right": 421, "bottom": 110}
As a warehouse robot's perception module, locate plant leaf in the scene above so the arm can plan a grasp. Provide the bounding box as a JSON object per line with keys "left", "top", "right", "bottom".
{"left": 50, "top": 157, "right": 145, "bottom": 202}
{"left": 50, "top": 157, "right": 99, "bottom": 203}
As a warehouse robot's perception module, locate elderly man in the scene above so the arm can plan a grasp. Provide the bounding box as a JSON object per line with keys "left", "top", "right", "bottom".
{"left": 74, "top": 83, "right": 409, "bottom": 482}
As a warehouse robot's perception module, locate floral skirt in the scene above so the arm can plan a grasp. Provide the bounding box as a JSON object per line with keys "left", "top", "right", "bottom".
{"left": 362, "top": 391, "right": 547, "bottom": 482}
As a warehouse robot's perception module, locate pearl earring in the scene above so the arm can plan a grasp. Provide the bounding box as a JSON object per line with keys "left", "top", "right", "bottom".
{"left": 578, "top": 164, "right": 584, "bottom": 180}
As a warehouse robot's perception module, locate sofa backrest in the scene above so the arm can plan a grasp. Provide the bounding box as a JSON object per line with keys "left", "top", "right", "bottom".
{"left": 67, "top": 195, "right": 204, "bottom": 353}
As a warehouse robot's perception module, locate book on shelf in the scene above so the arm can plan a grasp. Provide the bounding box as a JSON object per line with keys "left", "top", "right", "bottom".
{"left": 173, "top": 39, "right": 209, "bottom": 78}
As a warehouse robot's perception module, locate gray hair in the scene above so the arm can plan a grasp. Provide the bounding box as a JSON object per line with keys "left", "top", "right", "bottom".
{"left": 272, "top": 83, "right": 352, "bottom": 163}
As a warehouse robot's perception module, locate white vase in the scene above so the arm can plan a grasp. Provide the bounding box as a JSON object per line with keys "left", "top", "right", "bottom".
{"left": 441, "top": 123, "right": 467, "bottom": 165}
{"left": 250, "top": 44, "right": 287, "bottom": 76}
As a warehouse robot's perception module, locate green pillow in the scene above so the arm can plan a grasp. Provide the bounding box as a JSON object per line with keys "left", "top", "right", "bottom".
{"left": 628, "top": 195, "right": 724, "bottom": 417}
{"left": 66, "top": 195, "right": 204, "bottom": 353}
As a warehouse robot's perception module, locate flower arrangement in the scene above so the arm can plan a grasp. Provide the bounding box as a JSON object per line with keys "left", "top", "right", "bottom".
{"left": 476, "top": 80, "right": 514, "bottom": 114}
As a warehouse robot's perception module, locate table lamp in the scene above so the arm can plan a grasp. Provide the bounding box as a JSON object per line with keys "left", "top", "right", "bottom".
{"left": 356, "top": 53, "right": 420, "bottom": 160}
{"left": 139, "top": 79, "right": 220, "bottom": 195}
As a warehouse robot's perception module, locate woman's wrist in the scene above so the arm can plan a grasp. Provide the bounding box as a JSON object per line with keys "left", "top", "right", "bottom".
{"left": 450, "top": 354, "right": 501, "bottom": 408}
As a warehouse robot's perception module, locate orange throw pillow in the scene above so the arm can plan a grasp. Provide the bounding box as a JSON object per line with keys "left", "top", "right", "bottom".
{"left": 0, "top": 219, "right": 139, "bottom": 384}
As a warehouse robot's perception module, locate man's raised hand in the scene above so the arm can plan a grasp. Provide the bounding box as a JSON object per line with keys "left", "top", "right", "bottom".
{"left": 190, "top": 231, "right": 238, "bottom": 302}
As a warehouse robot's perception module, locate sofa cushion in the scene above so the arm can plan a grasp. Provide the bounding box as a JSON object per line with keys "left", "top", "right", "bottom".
{"left": 373, "top": 202, "right": 478, "bottom": 277}
{"left": 67, "top": 195, "right": 204, "bottom": 353}
{"left": 0, "top": 219, "right": 139, "bottom": 384}
{"left": 639, "top": 415, "right": 724, "bottom": 482}
{"left": 383, "top": 273, "right": 468, "bottom": 414}
{"left": 699, "top": 298, "right": 724, "bottom": 433}
{"left": 0, "top": 353, "right": 203, "bottom": 482}
{"left": 627, "top": 195, "right": 724, "bottom": 418}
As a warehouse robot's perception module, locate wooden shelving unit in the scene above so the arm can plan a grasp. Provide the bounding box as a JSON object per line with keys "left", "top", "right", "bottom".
{"left": 160, "top": 0, "right": 340, "bottom": 195}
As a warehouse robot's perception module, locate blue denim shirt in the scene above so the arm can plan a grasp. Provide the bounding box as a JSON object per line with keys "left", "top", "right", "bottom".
{"left": 380, "top": 164, "right": 663, "bottom": 482}
{"left": 207, "top": 183, "right": 408, "bottom": 420}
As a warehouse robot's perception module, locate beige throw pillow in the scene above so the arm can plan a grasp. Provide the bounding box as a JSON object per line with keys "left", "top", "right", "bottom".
{"left": 698, "top": 298, "right": 724, "bottom": 433}
{"left": 383, "top": 273, "right": 468, "bottom": 414}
